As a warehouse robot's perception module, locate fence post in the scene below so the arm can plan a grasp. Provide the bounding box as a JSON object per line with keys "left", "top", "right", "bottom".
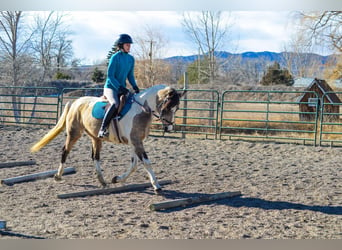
{"left": 182, "top": 72, "right": 189, "bottom": 139}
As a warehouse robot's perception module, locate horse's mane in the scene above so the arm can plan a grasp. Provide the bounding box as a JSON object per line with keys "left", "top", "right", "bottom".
{"left": 138, "top": 84, "right": 166, "bottom": 99}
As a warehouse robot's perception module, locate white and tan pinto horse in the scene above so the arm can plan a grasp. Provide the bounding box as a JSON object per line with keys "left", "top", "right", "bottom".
{"left": 31, "top": 84, "right": 185, "bottom": 194}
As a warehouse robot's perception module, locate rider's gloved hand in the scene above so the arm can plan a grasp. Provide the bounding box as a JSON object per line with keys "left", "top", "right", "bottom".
{"left": 118, "top": 86, "right": 129, "bottom": 95}
{"left": 133, "top": 86, "right": 140, "bottom": 94}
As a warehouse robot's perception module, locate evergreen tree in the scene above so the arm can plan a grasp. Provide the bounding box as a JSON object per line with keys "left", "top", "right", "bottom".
{"left": 260, "top": 62, "right": 294, "bottom": 86}
{"left": 106, "top": 44, "right": 118, "bottom": 65}
{"left": 92, "top": 67, "right": 105, "bottom": 83}
{"left": 184, "top": 58, "right": 210, "bottom": 84}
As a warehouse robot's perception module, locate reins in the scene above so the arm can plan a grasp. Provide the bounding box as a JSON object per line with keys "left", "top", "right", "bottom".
{"left": 132, "top": 95, "right": 174, "bottom": 125}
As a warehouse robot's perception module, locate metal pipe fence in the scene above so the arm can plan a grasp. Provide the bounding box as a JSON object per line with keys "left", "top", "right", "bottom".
{"left": 0, "top": 86, "right": 60, "bottom": 127}
{"left": 319, "top": 91, "right": 342, "bottom": 146}
{"left": 219, "top": 90, "right": 320, "bottom": 146}
{"left": 1, "top": 86, "right": 342, "bottom": 147}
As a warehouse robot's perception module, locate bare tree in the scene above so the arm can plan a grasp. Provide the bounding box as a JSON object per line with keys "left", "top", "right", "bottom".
{"left": 133, "top": 25, "right": 172, "bottom": 87}
{"left": 0, "top": 11, "right": 33, "bottom": 87}
{"left": 182, "top": 11, "right": 232, "bottom": 84}
{"left": 297, "top": 11, "right": 342, "bottom": 80}
{"left": 300, "top": 11, "right": 342, "bottom": 53}
{"left": 30, "top": 11, "right": 73, "bottom": 84}
{"left": 0, "top": 11, "right": 35, "bottom": 122}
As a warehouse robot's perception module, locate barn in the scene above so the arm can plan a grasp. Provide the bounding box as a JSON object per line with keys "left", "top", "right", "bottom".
{"left": 297, "top": 78, "right": 341, "bottom": 121}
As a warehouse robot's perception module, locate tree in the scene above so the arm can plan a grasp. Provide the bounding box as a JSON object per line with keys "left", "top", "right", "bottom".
{"left": 133, "top": 25, "right": 172, "bottom": 87}
{"left": 91, "top": 67, "right": 105, "bottom": 83}
{"left": 297, "top": 11, "right": 342, "bottom": 80}
{"left": 185, "top": 57, "right": 210, "bottom": 85}
{"left": 30, "top": 11, "right": 73, "bottom": 85}
{"left": 182, "top": 11, "right": 232, "bottom": 84}
{"left": 0, "top": 11, "right": 33, "bottom": 88}
{"left": 300, "top": 11, "right": 342, "bottom": 53}
{"left": 0, "top": 11, "right": 34, "bottom": 122}
{"left": 260, "top": 62, "right": 294, "bottom": 86}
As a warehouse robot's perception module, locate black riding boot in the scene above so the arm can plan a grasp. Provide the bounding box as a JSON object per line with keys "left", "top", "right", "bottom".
{"left": 98, "top": 104, "right": 118, "bottom": 138}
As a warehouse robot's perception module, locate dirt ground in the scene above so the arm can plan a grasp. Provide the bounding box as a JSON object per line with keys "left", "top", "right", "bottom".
{"left": 0, "top": 126, "right": 341, "bottom": 239}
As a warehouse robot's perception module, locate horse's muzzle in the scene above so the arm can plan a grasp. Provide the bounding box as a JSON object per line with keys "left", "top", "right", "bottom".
{"left": 164, "top": 125, "right": 174, "bottom": 132}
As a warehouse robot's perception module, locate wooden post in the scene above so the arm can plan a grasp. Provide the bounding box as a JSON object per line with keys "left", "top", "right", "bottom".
{"left": 0, "top": 160, "right": 36, "bottom": 169}
{"left": 1, "top": 167, "right": 76, "bottom": 186}
{"left": 58, "top": 179, "right": 173, "bottom": 199}
{"left": 149, "top": 191, "right": 241, "bottom": 211}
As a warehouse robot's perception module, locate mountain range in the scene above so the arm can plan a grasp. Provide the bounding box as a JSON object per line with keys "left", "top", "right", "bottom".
{"left": 164, "top": 51, "right": 334, "bottom": 65}
{"left": 163, "top": 51, "right": 337, "bottom": 80}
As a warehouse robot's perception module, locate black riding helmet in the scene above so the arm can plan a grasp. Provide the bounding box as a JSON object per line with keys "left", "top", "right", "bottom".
{"left": 114, "top": 34, "right": 133, "bottom": 49}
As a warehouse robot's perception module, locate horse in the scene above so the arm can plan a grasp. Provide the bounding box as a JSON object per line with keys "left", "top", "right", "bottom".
{"left": 31, "top": 84, "right": 186, "bottom": 194}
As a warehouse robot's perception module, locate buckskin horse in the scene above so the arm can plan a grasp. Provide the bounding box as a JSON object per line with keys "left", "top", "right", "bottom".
{"left": 31, "top": 84, "right": 186, "bottom": 194}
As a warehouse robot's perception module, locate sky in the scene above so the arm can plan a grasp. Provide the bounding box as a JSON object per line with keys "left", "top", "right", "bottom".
{"left": 62, "top": 11, "right": 298, "bottom": 65}
{"left": 3, "top": 0, "right": 341, "bottom": 65}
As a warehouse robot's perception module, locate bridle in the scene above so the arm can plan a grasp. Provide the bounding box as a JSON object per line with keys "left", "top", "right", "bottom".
{"left": 153, "top": 98, "right": 178, "bottom": 126}
{"left": 132, "top": 94, "right": 177, "bottom": 126}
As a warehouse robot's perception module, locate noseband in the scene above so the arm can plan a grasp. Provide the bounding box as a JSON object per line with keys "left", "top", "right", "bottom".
{"left": 153, "top": 98, "right": 177, "bottom": 126}
{"left": 132, "top": 94, "right": 177, "bottom": 126}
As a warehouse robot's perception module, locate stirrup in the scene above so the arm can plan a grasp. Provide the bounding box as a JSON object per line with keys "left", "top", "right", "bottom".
{"left": 98, "top": 128, "right": 109, "bottom": 138}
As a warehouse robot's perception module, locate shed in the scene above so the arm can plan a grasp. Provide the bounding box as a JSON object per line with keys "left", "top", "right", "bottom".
{"left": 297, "top": 78, "right": 341, "bottom": 121}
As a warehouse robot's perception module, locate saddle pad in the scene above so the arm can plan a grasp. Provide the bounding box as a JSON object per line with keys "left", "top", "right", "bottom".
{"left": 91, "top": 94, "right": 134, "bottom": 120}
{"left": 92, "top": 101, "right": 107, "bottom": 119}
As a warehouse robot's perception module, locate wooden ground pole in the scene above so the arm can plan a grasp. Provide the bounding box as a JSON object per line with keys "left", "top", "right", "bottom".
{"left": 149, "top": 191, "right": 242, "bottom": 211}
{"left": 1, "top": 167, "right": 76, "bottom": 186}
{"left": 0, "top": 160, "right": 36, "bottom": 169}
{"left": 57, "top": 180, "right": 173, "bottom": 199}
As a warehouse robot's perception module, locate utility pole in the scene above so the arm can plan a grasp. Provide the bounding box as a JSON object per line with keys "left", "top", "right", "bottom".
{"left": 146, "top": 40, "right": 155, "bottom": 85}
{"left": 198, "top": 47, "right": 201, "bottom": 85}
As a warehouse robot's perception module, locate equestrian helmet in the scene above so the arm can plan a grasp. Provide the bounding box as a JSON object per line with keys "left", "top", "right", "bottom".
{"left": 115, "top": 34, "right": 133, "bottom": 46}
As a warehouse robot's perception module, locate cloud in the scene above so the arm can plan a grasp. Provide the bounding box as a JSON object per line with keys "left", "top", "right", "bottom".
{"left": 54, "top": 11, "right": 300, "bottom": 64}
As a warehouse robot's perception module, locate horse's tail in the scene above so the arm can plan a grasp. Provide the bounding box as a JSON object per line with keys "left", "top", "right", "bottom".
{"left": 31, "top": 102, "right": 71, "bottom": 153}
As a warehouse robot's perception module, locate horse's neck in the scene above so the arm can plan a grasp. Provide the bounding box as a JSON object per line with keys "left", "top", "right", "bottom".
{"left": 137, "top": 85, "right": 165, "bottom": 111}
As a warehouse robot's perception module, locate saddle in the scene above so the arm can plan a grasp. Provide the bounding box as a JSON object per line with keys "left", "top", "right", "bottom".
{"left": 92, "top": 93, "right": 134, "bottom": 120}
{"left": 92, "top": 94, "right": 133, "bottom": 143}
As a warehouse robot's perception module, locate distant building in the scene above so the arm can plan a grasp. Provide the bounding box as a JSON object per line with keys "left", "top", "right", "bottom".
{"left": 293, "top": 77, "right": 315, "bottom": 88}
{"left": 297, "top": 78, "right": 341, "bottom": 121}
{"left": 294, "top": 77, "right": 342, "bottom": 88}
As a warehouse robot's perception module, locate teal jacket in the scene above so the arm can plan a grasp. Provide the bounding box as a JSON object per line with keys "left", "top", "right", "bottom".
{"left": 104, "top": 51, "right": 138, "bottom": 93}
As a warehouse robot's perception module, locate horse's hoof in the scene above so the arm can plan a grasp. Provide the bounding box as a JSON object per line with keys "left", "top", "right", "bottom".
{"left": 54, "top": 174, "right": 62, "bottom": 181}
{"left": 154, "top": 188, "right": 163, "bottom": 195}
{"left": 112, "top": 176, "right": 119, "bottom": 183}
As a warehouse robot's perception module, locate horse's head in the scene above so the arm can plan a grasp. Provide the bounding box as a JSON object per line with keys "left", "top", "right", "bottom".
{"left": 156, "top": 87, "right": 186, "bottom": 132}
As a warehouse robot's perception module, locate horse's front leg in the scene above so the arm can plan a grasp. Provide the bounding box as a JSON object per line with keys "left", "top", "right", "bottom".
{"left": 112, "top": 147, "right": 161, "bottom": 194}
{"left": 140, "top": 151, "right": 161, "bottom": 194}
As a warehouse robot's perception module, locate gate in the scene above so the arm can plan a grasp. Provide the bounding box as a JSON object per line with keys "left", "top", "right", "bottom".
{"left": 2, "top": 86, "right": 342, "bottom": 147}
{"left": 0, "top": 86, "right": 60, "bottom": 126}
{"left": 319, "top": 91, "right": 342, "bottom": 146}
{"left": 219, "top": 90, "right": 320, "bottom": 146}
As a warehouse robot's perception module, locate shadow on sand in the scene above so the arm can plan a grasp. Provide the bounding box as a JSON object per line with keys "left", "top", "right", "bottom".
{"left": 146, "top": 189, "right": 342, "bottom": 215}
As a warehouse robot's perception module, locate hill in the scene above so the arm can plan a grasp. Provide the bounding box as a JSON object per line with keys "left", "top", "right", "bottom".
{"left": 164, "top": 51, "right": 332, "bottom": 66}
{"left": 164, "top": 51, "right": 335, "bottom": 79}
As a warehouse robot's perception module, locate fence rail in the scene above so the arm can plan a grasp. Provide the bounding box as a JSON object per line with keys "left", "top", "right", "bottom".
{"left": 1, "top": 86, "right": 342, "bottom": 146}
{"left": 219, "top": 90, "right": 320, "bottom": 146}
{"left": 0, "top": 86, "right": 60, "bottom": 127}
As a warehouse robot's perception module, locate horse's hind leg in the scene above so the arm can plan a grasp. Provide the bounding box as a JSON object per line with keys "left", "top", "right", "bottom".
{"left": 55, "top": 128, "right": 82, "bottom": 181}
{"left": 91, "top": 138, "right": 106, "bottom": 187}
{"left": 112, "top": 149, "right": 138, "bottom": 184}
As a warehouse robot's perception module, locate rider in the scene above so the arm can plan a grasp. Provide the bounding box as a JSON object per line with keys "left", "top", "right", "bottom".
{"left": 98, "top": 34, "right": 140, "bottom": 138}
